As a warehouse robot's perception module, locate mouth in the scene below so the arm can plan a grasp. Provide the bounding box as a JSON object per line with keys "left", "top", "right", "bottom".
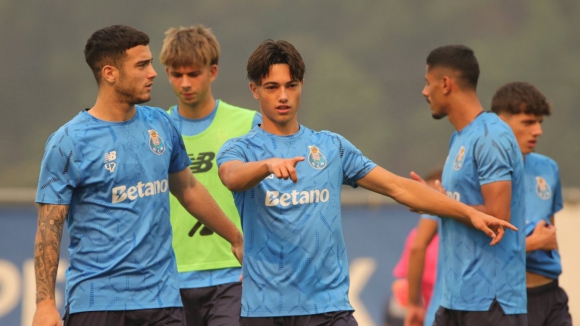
{"left": 145, "top": 83, "right": 153, "bottom": 90}
{"left": 276, "top": 105, "right": 291, "bottom": 114}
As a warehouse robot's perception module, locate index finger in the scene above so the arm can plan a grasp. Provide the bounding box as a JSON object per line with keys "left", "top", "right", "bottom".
{"left": 498, "top": 219, "right": 518, "bottom": 232}
{"left": 291, "top": 156, "right": 305, "bottom": 165}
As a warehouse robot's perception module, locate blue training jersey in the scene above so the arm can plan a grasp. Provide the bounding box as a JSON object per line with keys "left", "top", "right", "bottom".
{"left": 217, "top": 125, "right": 376, "bottom": 317}
{"left": 524, "top": 153, "right": 563, "bottom": 280}
{"left": 36, "top": 106, "right": 191, "bottom": 314}
{"left": 421, "top": 214, "right": 441, "bottom": 326}
{"left": 439, "top": 112, "right": 526, "bottom": 314}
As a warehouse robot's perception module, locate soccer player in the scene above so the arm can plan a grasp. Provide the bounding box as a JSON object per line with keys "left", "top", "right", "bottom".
{"left": 32, "top": 25, "right": 243, "bottom": 326}
{"left": 419, "top": 45, "right": 527, "bottom": 325}
{"left": 491, "top": 81, "right": 571, "bottom": 326}
{"left": 159, "top": 25, "right": 261, "bottom": 326}
{"left": 216, "top": 39, "right": 517, "bottom": 326}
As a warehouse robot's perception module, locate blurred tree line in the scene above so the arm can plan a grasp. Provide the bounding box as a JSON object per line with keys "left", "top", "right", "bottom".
{"left": 1, "top": 0, "right": 579, "bottom": 188}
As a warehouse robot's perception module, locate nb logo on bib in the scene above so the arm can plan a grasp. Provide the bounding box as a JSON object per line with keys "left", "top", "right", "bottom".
{"left": 188, "top": 152, "right": 215, "bottom": 173}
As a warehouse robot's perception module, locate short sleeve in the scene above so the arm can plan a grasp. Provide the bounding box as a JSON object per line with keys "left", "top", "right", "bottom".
{"left": 420, "top": 214, "right": 439, "bottom": 222}
{"left": 474, "top": 132, "right": 514, "bottom": 186}
{"left": 165, "top": 113, "right": 192, "bottom": 173}
{"left": 335, "top": 134, "right": 377, "bottom": 187}
{"left": 217, "top": 138, "right": 249, "bottom": 167}
{"left": 36, "top": 130, "right": 81, "bottom": 205}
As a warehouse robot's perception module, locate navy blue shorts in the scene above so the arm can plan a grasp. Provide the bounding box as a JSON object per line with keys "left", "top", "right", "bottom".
{"left": 180, "top": 282, "right": 242, "bottom": 326}
{"left": 63, "top": 307, "right": 184, "bottom": 326}
{"left": 433, "top": 299, "right": 527, "bottom": 326}
{"left": 240, "top": 310, "right": 358, "bottom": 326}
{"left": 527, "top": 280, "right": 572, "bottom": 326}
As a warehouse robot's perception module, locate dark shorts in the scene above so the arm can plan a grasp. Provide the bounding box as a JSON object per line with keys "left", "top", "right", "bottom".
{"left": 433, "top": 299, "right": 527, "bottom": 326}
{"left": 239, "top": 310, "right": 358, "bottom": 326}
{"left": 180, "top": 282, "right": 242, "bottom": 326}
{"left": 527, "top": 280, "right": 572, "bottom": 326}
{"left": 63, "top": 307, "right": 184, "bottom": 326}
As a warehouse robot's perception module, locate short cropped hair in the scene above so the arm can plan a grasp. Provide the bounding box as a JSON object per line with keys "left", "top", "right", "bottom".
{"left": 160, "top": 25, "right": 220, "bottom": 68}
{"left": 84, "top": 25, "right": 150, "bottom": 83}
{"left": 247, "top": 40, "right": 305, "bottom": 85}
{"left": 491, "top": 82, "right": 551, "bottom": 116}
{"left": 426, "top": 45, "right": 480, "bottom": 90}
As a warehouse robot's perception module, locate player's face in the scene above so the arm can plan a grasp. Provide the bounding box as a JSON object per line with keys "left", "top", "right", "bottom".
{"left": 499, "top": 112, "right": 544, "bottom": 154}
{"left": 250, "top": 64, "right": 303, "bottom": 134}
{"left": 166, "top": 65, "right": 217, "bottom": 109}
{"left": 422, "top": 66, "right": 447, "bottom": 120}
{"left": 116, "top": 45, "right": 157, "bottom": 105}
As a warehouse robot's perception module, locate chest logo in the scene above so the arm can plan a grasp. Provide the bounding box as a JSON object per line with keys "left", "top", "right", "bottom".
{"left": 308, "top": 145, "right": 327, "bottom": 170}
{"left": 453, "top": 146, "right": 466, "bottom": 170}
{"left": 535, "top": 176, "right": 552, "bottom": 200}
{"left": 148, "top": 129, "right": 166, "bottom": 155}
{"left": 103, "top": 150, "right": 117, "bottom": 173}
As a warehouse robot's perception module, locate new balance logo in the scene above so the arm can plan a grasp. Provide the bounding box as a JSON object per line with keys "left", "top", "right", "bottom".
{"left": 112, "top": 179, "right": 169, "bottom": 203}
{"left": 103, "top": 151, "right": 117, "bottom": 173}
{"left": 265, "top": 189, "right": 330, "bottom": 207}
{"left": 188, "top": 152, "right": 215, "bottom": 173}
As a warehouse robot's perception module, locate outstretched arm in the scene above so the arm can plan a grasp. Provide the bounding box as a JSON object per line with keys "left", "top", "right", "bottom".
{"left": 32, "top": 204, "right": 68, "bottom": 326}
{"left": 356, "top": 167, "right": 516, "bottom": 244}
{"left": 405, "top": 218, "right": 438, "bottom": 326}
{"left": 219, "top": 157, "right": 304, "bottom": 192}
{"left": 169, "top": 168, "right": 244, "bottom": 263}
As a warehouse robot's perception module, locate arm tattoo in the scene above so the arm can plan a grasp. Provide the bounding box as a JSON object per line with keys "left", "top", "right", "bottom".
{"left": 34, "top": 204, "right": 68, "bottom": 304}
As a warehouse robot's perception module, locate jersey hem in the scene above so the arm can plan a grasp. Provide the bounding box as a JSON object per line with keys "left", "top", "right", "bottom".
{"left": 177, "top": 261, "right": 241, "bottom": 272}
{"left": 68, "top": 303, "right": 183, "bottom": 314}
{"left": 241, "top": 306, "right": 354, "bottom": 318}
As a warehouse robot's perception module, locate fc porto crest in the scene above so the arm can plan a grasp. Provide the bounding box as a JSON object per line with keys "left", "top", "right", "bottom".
{"left": 453, "top": 146, "right": 466, "bottom": 170}
{"left": 535, "top": 176, "right": 552, "bottom": 200}
{"left": 307, "top": 145, "right": 327, "bottom": 170}
{"left": 148, "top": 129, "right": 165, "bottom": 155}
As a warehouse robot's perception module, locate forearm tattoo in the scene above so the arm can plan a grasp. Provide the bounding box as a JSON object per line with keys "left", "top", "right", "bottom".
{"left": 34, "top": 204, "right": 68, "bottom": 303}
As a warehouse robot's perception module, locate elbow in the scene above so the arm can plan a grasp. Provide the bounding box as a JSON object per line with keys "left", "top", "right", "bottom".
{"left": 218, "top": 167, "right": 242, "bottom": 192}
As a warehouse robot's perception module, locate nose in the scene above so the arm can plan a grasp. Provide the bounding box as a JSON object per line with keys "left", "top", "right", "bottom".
{"left": 180, "top": 76, "right": 191, "bottom": 88}
{"left": 279, "top": 87, "right": 288, "bottom": 103}
{"left": 422, "top": 85, "right": 428, "bottom": 98}
{"left": 149, "top": 66, "right": 157, "bottom": 79}
{"left": 534, "top": 123, "right": 543, "bottom": 136}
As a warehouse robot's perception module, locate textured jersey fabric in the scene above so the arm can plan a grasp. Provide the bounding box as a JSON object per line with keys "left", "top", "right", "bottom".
{"left": 439, "top": 112, "right": 526, "bottom": 314}
{"left": 523, "top": 153, "right": 563, "bottom": 280}
{"left": 36, "top": 106, "right": 191, "bottom": 313}
{"left": 217, "top": 125, "right": 376, "bottom": 317}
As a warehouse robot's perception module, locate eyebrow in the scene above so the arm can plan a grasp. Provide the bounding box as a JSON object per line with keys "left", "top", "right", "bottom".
{"left": 136, "top": 58, "right": 153, "bottom": 65}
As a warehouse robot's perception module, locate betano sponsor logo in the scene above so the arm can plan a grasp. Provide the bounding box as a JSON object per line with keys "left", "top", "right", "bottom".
{"left": 265, "top": 189, "right": 330, "bottom": 207}
{"left": 112, "top": 179, "right": 169, "bottom": 203}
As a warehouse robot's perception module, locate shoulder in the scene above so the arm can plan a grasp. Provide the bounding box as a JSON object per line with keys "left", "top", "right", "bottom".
{"left": 527, "top": 152, "right": 559, "bottom": 171}
{"left": 218, "top": 100, "right": 258, "bottom": 116}
{"left": 137, "top": 105, "right": 172, "bottom": 120}
{"left": 46, "top": 111, "right": 91, "bottom": 145}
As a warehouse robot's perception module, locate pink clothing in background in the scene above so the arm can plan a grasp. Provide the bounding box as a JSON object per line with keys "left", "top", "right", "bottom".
{"left": 391, "top": 227, "right": 439, "bottom": 308}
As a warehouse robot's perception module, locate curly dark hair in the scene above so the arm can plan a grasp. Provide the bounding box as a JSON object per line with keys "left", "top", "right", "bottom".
{"left": 491, "top": 82, "right": 551, "bottom": 116}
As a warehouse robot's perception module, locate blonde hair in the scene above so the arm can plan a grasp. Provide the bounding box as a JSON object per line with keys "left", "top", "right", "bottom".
{"left": 160, "top": 25, "right": 220, "bottom": 68}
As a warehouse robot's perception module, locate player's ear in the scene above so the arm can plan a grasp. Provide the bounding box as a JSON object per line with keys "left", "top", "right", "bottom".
{"left": 441, "top": 75, "right": 452, "bottom": 95}
{"left": 209, "top": 64, "right": 218, "bottom": 82}
{"left": 101, "top": 65, "right": 117, "bottom": 84}
{"left": 249, "top": 82, "right": 259, "bottom": 99}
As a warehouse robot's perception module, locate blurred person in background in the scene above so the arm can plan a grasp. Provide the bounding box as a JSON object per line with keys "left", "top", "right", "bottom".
{"left": 419, "top": 45, "right": 527, "bottom": 325}
{"left": 384, "top": 168, "right": 442, "bottom": 326}
{"left": 491, "top": 81, "right": 571, "bottom": 326}
{"left": 216, "top": 39, "right": 516, "bottom": 326}
{"left": 32, "top": 25, "right": 243, "bottom": 326}
{"left": 159, "top": 25, "right": 260, "bottom": 326}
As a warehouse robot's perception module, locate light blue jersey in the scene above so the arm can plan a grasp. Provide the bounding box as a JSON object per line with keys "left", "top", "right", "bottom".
{"left": 36, "top": 106, "right": 191, "bottom": 314}
{"left": 217, "top": 125, "right": 376, "bottom": 317}
{"left": 524, "top": 153, "right": 563, "bottom": 280}
{"left": 421, "top": 214, "right": 441, "bottom": 326}
{"left": 439, "top": 112, "right": 526, "bottom": 314}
